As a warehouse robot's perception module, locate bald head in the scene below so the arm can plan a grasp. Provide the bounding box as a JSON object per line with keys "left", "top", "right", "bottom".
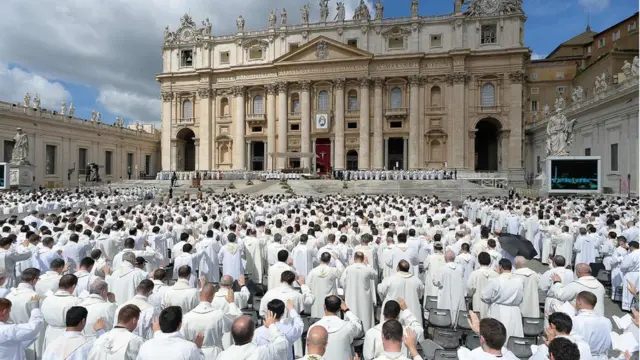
{"left": 231, "top": 315, "right": 255, "bottom": 345}
{"left": 200, "top": 283, "right": 216, "bottom": 302}
{"left": 514, "top": 256, "right": 527, "bottom": 269}
{"left": 220, "top": 275, "right": 234, "bottom": 287}
{"left": 306, "top": 326, "right": 328, "bottom": 356}
{"left": 575, "top": 263, "right": 591, "bottom": 277}
{"left": 445, "top": 250, "right": 455, "bottom": 262}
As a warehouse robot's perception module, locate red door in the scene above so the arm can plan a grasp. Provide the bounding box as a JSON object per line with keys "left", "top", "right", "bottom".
{"left": 315, "top": 141, "right": 331, "bottom": 174}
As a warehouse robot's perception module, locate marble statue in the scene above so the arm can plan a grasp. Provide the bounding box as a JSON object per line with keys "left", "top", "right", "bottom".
{"left": 90, "top": 110, "right": 97, "bottom": 123}
{"left": 164, "top": 26, "right": 175, "bottom": 44}
{"left": 319, "top": 0, "right": 329, "bottom": 22}
{"left": 335, "top": 2, "right": 345, "bottom": 21}
{"left": 281, "top": 8, "right": 287, "bottom": 25}
{"left": 542, "top": 104, "right": 550, "bottom": 118}
{"left": 571, "top": 86, "right": 585, "bottom": 103}
{"left": 503, "top": 0, "right": 523, "bottom": 14}
{"left": 69, "top": 103, "right": 75, "bottom": 117}
{"left": 594, "top": 73, "right": 608, "bottom": 96}
{"left": 633, "top": 56, "right": 639, "bottom": 77}
{"left": 546, "top": 96, "right": 576, "bottom": 156}
{"left": 11, "top": 128, "right": 30, "bottom": 165}
{"left": 454, "top": 0, "right": 463, "bottom": 13}
{"left": 60, "top": 101, "right": 67, "bottom": 116}
{"left": 236, "top": 15, "right": 245, "bottom": 32}
{"left": 269, "top": 10, "right": 277, "bottom": 27}
{"left": 202, "top": 18, "right": 212, "bottom": 35}
{"left": 375, "top": 0, "right": 384, "bottom": 20}
{"left": 96, "top": 112, "right": 102, "bottom": 123}
{"left": 622, "top": 60, "right": 632, "bottom": 79}
{"left": 411, "top": 0, "right": 419, "bottom": 17}
{"left": 353, "top": 0, "right": 370, "bottom": 20}
{"left": 301, "top": 4, "right": 310, "bottom": 24}
{"left": 33, "top": 94, "right": 40, "bottom": 110}
{"left": 136, "top": 121, "right": 142, "bottom": 131}
{"left": 24, "top": 93, "right": 31, "bottom": 107}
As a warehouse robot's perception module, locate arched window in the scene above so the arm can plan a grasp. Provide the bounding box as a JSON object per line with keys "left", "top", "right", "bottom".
{"left": 390, "top": 87, "right": 402, "bottom": 108}
{"left": 347, "top": 90, "right": 358, "bottom": 111}
{"left": 318, "top": 90, "right": 329, "bottom": 111}
{"left": 182, "top": 100, "right": 193, "bottom": 119}
{"left": 220, "top": 98, "right": 229, "bottom": 116}
{"left": 253, "top": 95, "right": 264, "bottom": 114}
{"left": 481, "top": 83, "right": 495, "bottom": 107}
{"left": 430, "top": 86, "right": 442, "bottom": 107}
{"left": 291, "top": 93, "right": 300, "bottom": 113}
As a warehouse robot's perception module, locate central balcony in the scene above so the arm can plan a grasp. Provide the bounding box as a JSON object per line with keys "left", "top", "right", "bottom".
{"left": 246, "top": 113, "right": 266, "bottom": 124}
{"left": 384, "top": 107, "right": 408, "bottom": 119}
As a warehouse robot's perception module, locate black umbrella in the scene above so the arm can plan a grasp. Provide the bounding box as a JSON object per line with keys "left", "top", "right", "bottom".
{"left": 498, "top": 233, "right": 538, "bottom": 260}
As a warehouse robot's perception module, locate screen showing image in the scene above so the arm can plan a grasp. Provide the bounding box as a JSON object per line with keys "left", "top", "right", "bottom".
{"left": 0, "top": 164, "right": 4, "bottom": 187}
{"left": 549, "top": 159, "right": 599, "bottom": 191}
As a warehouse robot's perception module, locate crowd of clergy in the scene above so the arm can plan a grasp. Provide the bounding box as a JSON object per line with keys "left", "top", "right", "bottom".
{"left": 0, "top": 189, "right": 638, "bottom": 360}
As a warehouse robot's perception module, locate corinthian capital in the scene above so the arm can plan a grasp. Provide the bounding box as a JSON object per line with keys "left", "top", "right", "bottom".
{"left": 276, "top": 81, "right": 288, "bottom": 93}
{"left": 409, "top": 75, "right": 421, "bottom": 87}
{"left": 372, "top": 77, "right": 385, "bottom": 88}
{"left": 334, "top": 78, "right": 346, "bottom": 90}
{"left": 299, "top": 80, "right": 311, "bottom": 91}
{"left": 508, "top": 70, "right": 526, "bottom": 84}
{"left": 197, "top": 87, "right": 212, "bottom": 99}
{"left": 358, "top": 77, "right": 371, "bottom": 88}
{"left": 232, "top": 86, "right": 245, "bottom": 97}
{"left": 161, "top": 91, "right": 174, "bottom": 102}
{"left": 265, "top": 84, "right": 277, "bottom": 95}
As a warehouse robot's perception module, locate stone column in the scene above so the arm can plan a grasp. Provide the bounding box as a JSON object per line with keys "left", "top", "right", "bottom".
{"left": 197, "top": 87, "right": 212, "bottom": 170}
{"left": 500, "top": 130, "right": 510, "bottom": 171}
{"left": 334, "top": 79, "right": 346, "bottom": 170}
{"left": 330, "top": 137, "right": 335, "bottom": 171}
{"left": 277, "top": 82, "right": 288, "bottom": 169}
{"left": 246, "top": 140, "right": 252, "bottom": 170}
{"left": 450, "top": 72, "right": 467, "bottom": 168}
{"left": 409, "top": 75, "right": 420, "bottom": 169}
{"left": 232, "top": 86, "right": 246, "bottom": 169}
{"left": 384, "top": 137, "right": 389, "bottom": 169}
{"left": 266, "top": 84, "right": 277, "bottom": 170}
{"left": 170, "top": 140, "right": 178, "bottom": 171}
{"left": 161, "top": 91, "right": 173, "bottom": 171}
{"left": 358, "top": 77, "right": 371, "bottom": 170}
{"left": 300, "top": 80, "right": 312, "bottom": 169}
{"left": 508, "top": 71, "right": 525, "bottom": 169}
{"left": 311, "top": 138, "right": 317, "bottom": 172}
{"left": 373, "top": 78, "right": 384, "bottom": 169}
{"left": 468, "top": 130, "right": 477, "bottom": 170}
{"left": 194, "top": 138, "right": 200, "bottom": 170}
{"left": 403, "top": 137, "right": 408, "bottom": 170}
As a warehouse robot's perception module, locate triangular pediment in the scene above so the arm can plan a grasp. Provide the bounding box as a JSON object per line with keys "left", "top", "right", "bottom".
{"left": 274, "top": 36, "right": 373, "bottom": 64}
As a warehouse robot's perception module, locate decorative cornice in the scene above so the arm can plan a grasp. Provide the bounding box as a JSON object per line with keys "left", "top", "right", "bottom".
{"left": 215, "top": 89, "right": 231, "bottom": 96}
{"left": 265, "top": 84, "right": 277, "bottom": 95}
{"left": 334, "top": 78, "right": 346, "bottom": 90}
{"left": 276, "top": 81, "right": 288, "bottom": 93}
{"left": 197, "top": 87, "right": 212, "bottom": 98}
{"left": 358, "top": 77, "right": 371, "bottom": 88}
{"left": 232, "top": 86, "right": 245, "bottom": 97}
{"left": 161, "top": 91, "right": 174, "bottom": 102}
{"left": 508, "top": 70, "right": 526, "bottom": 84}
{"left": 299, "top": 80, "right": 311, "bottom": 91}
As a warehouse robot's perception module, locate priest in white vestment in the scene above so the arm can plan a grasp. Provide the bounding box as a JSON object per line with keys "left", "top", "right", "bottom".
{"left": 6, "top": 268, "right": 43, "bottom": 360}
{"left": 371, "top": 320, "right": 423, "bottom": 360}
{"left": 551, "top": 226, "right": 574, "bottom": 267}
{"left": 88, "top": 304, "right": 145, "bottom": 360}
{"left": 195, "top": 230, "right": 221, "bottom": 284}
{"left": 106, "top": 253, "right": 146, "bottom": 306}
{"left": 114, "top": 279, "right": 158, "bottom": 340}
{"left": 242, "top": 229, "right": 268, "bottom": 284}
{"left": 574, "top": 227, "right": 599, "bottom": 265}
{"left": 538, "top": 255, "right": 574, "bottom": 322}
{"left": 529, "top": 312, "right": 592, "bottom": 360}
{"left": 217, "top": 311, "right": 288, "bottom": 360}
{"left": 253, "top": 299, "right": 304, "bottom": 360}
{"left": 422, "top": 243, "right": 446, "bottom": 300}
{"left": 307, "top": 295, "right": 363, "bottom": 360}
{"left": 299, "top": 326, "right": 328, "bottom": 360}
{"left": 42, "top": 306, "right": 105, "bottom": 360}
{"left": 268, "top": 250, "right": 294, "bottom": 291}
{"left": 466, "top": 252, "right": 498, "bottom": 318}
{"left": 0, "top": 294, "right": 44, "bottom": 360}
{"left": 548, "top": 263, "right": 606, "bottom": 316}
{"left": 218, "top": 233, "right": 244, "bottom": 280}
{"left": 512, "top": 256, "right": 540, "bottom": 318}
{"left": 378, "top": 260, "right": 424, "bottom": 333}
{"left": 79, "top": 280, "right": 117, "bottom": 339}
{"left": 388, "top": 233, "right": 419, "bottom": 276}
{"left": 340, "top": 252, "right": 378, "bottom": 332}
{"left": 73, "top": 257, "right": 99, "bottom": 297}
{"left": 260, "top": 271, "right": 315, "bottom": 318}
{"left": 457, "top": 313, "right": 519, "bottom": 360}
{"left": 172, "top": 244, "right": 206, "bottom": 287}
{"left": 162, "top": 265, "right": 199, "bottom": 314}
{"left": 212, "top": 275, "right": 251, "bottom": 311}
{"left": 0, "top": 237, "right": 33, "bottom": 289}
{"left": 481, "top": 259, "right": 524, "bottom": 339}
{"left": 291, "top": 235, "right": 315, "bottom": 277}
{"left": 571, "top": 291, "right": 612, "bottom": 360}
{"left": 40, "top": 274, "right": 81, "bottom": 351}
{"left": 455, "top": 243, "right": 476, "bottom": 286}
{"left": 620, "top": 241, "right": 640, "bottom": 311}
{"left": 433, "top": 251, "right": 466, "bottom": 323}
{"left": 307, "top": 252, "right": 344, "bottom": 318}
{"left": 34, "top": 259, "right": 65, "bottom": 302}
{"left": 147, "top": 269, "right": 169, "bottom": 308}
{"left": 363, "top": 299, "right": 424, "bottom": 360}
{"left": 136, "top": 306, "right": 205, "bottom": 360}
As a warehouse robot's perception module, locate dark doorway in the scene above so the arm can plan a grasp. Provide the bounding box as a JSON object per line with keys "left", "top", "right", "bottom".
{"left": 388, "top": 138, "right": 404, "bottom": 170}
{"left": 251, "top": 141, "right": 265, "bottom": 171}
{"left": 474, "top": 118, "right": 500, "bottom": 171}
{"left": 346, "top": 150, "right": 358, "bottom": 170}
{"left": 176, "top": 128, "right": 196, "bottom": 171}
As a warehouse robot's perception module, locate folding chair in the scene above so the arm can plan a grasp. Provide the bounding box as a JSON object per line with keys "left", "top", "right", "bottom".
{"left": 506, "top": 336, "right": 536, "bottom": 359}
{"left": 456, "top": 310, "right": 479, "bottom": 331}
{"left": 465, "top": 334, "right": 481, "bottom": 350}
{"left": 522, "top": 317, "right": 545, "bottom": 343}
{"left": 432, "top": 328, "right": 461, "bottom": 350}
{"left": 433, "top": 349, "right": 459, "bottom": 360}
{"left": 425, "top": 296, "right": 438, "bottom": 311}
{"left": 428, "top": 309, "right": 453, "bottom": 329}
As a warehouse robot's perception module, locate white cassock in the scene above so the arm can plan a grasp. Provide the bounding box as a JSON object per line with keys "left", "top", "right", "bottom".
{"left": 40, "top": 290, "right": 81, "bottom": 351}
{"left": 42, "top": 330, "right": 102, "bottom": 360}
{"left": 147, "top": 233, "right": 170, "bottom": 268}
{"left": 0, "top": 307, "right": 44, "bottom": 360}
{"left": 340, "top": 263, "right": 378, "bottom": 332}
{"left": 573, "top": 235, "right": 599, "bottom": 265}
{"left": 212, "top": 287, "right": 251, "bottom": 312}
{"left": 307, "top": 262, "right": 344, "bottom": 318}
{"left": 243, "top": 236, "right": 267, "bottom": 284}
{"left": 0, "top": 248, "right": 33, "bottom": 288}
{"left": 172, "top": 252, "right": 204, "bottom": 288}
{"left": 147, "top": 280, "right": 169, "bottom": 308}
{"left": 73, "top": 270, "right": 99, "bottom": 298}
{"left": 308, "top": 311, "right": 363, "bottom": 360}
{"left": 115, "top": 295, "right": 158, "bottom": 341}
{"left": 512, "top": 267, "right": 541, "bottom": 318}
{"left": 253, "top": 309, "right": 304, "bottom": 360}
{"left": 423, "top": 253, "right": 446, "bottom": 299}
{"left": 620, "top": 249, "right": 640, "bottom": 311}
{"left": 291, "top": 244, "right": 315, "bottom": 277}
{"left": 551, "top": 233, "right": 574, "bottom": 266}
{"left": 388, "top": 245, "right": 419, "bottom": 276}
{"left": 259, "top": 284, "right": 315, "bottom": 318}
{"left": 267, "top": 262, "right": 294, "bottom": 291}
{"left": 136, "top": 331, "right": 204, "bottom": 360}
{"left": 79, "top": 294, "right": 118, "bottom": 339}
{"left": 466, "top": 266, "right": 499, "bottom": 319}
{"left": 162, "top": 279, "right": 199, "bottom": 314}
{"left": 538, "top": 266, "right": 574, "bottom": 322}
{"left": 218, "top": 243, "right": 244, "bottom": 280}
{"left": 34, "top": 272, "right": 61, "bottom": 301}
{"left": 5, "top": 284, "right": 44, "bottom": 360}
{"left": 548, "top": 276, "right": 606, "bottom": 316}
{"left": 217, "top": 325, "right": 288, "bottom": 360}
{"left": 363, "top": 310, "right": 424, "bottom": 360}
{"left": 87, "top": 328, "right": 144, "bottom": 360}
{"left": 481, "top": 273, "right": 524, "bottom": 339}
{"left": 433, "top": 263, "right": 467, "bottom": 323}
{"left": 529, "top": 334, "right": 593, "bottom": 360}
{"left": 106, "top": 264, "right": 146, "bottom": 306}
{"left": 195, "top": 237, "right": 221, "bottom": 283}
{"left": 378, "top": 271, "right": 424, "bottom": 326}
{"left": 571, "top": 310, "right": 612, "bottom": 360}
{"left": 458, "top": 347, "right": 519, "bottom": 360}
{"left": 454, "top": 253, "right": 475, "bottom": 286}
{"left": 611, "top": 247, "right": 628, "bottom": 302}
{"left": 181, "top": 301, "right": 242, "bottom": 358}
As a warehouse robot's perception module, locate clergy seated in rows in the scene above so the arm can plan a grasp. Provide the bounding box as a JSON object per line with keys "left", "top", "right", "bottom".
{"left": 35, "top": 258, "right": 65, "bottom": 302}
{"left": 115, "top": 279, "right": 158, "bottom": 340}
{"left": 219, "top": 233, "right": 245, "bottom": 281}
{"left": 529, "top": 312, "right": 592, "bottom": 360}
{"left": 0, "top": 295, "right": 44, "bottom": 360}
{"left": 363, "top": 298, "right": 423, "bottom": 360}
{"left": 217, "top": 311, "right": 288, "bottom": 360}
{"left": 88, "top": 304, "right": 145, "bottom": 360}
{"left": 379, "top": 260, "right": 424, "bottom": 325}
{"left": 79, "top": 279, "right": 117, "bottom": 339}
{"left": 213, "top": 275, "right": 251, "bottom": 311}
{"left": 621, "top": 241, "right": 640, "bottom": 311}
{"left": 41, "top": 274, "right": 80, "bottom": 351}
{"left": 570, "top": 291, "right": 612, "bottom": 359}
{"left": 466, "top": 252, "right": 498, "bottom": 319}
{"left": 548, "top": 263, "right": 606, "bottom": 316}
{"left": 6, "top": 268, "right": 43, "bottom": 359}
{"left": 300, "top": 326, "right": 329, "bottom": 360}
{"left": 513, "top": 256, "right": 541, "bottom": 318}
{"left": 260, "top": 271, "right": 314, "bottom": 318}
{"left": 308, "top": 252, "right": 344, "bottom": 318}
{"left": 481, "top": 258, "right": 524, "bottom": 339}
{"left": 162, "top": 265, "right": 199, "bottom": 314}
{"left": 374, "top": 320, "right": 423, "bottom": 360}
{"left": 433, "top": 250, "right": 467, "bottom": 323}
{"left": 136, "top": 306, "right": 205, "bottom": 360}
{"left": 457, "top": 312, "right": 519, "bottom": 359}
{"left": 106, "top": 252, "right": 146, "bottom": 306}
{"left": 340, "top": 251, "right": 378, "bottom": 332}
{"left": 182, "top": 283, "right": 242, "bottom": 359}
{"left": 307, "top": 295, "right": 363, "bottom": 360}
{"left": 73, "top": 257, "right": 100, "bottom": 297}
{"left": 42, "top": 306, "right": 106, "bottom": 360}
{"left": 253, "top": 299, "right": 303, "bottom": 360}
{"left": 547, "top": 337, "right": 583, "bottom": 360}
{"left": 539, "top": 255, "right": 575, "bottom": 324}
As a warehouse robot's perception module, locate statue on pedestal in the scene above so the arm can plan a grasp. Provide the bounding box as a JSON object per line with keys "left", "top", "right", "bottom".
{"left": 411, "top": 0, "right": 419, "bottom": 17}
{"left": 571, "top": 86, "right": 585, "bottom": 104}
{"left": 281, "top": 8, "right": 287, "bottom": 26}
{"left": 96, "top": 112, "right": 102, "bottom": 123}
{"left": 301, "top": 4, "right": 310, "bottom": 24}
{"left": 335, "top": 2, "right": 345, "bottom": 21}
{"left": 60, "top": 101, "right": 67, "bottom": 116}
{"left": 236, "top": 15, "right": 245, "bottom": 32}
{"left": 542, "top": 104, "right": 550, "bottom": 119}
{"left": 24, "top": 93, "right": 31, "bottom": 107}
{"left": 319, "top": 0, "right": 329, "bottom": 22}
{"left": 69, "top": 103, "right": 75, "bottom": 117}
{"left": 594, "top": 73, "right": 608, "bottom": 97}
{"left": 90, "top": 110, "right": 97, "bottom": 123}
{"left": 33, "top": 94, "right": 40, "bottom": 110}
{"left": 353, "top": 0, "right": 370, "bottom": 20}
{"left": 11, "top": 128, "right": 30, "bottom": 165}
{"left": 546, "top": 96, "right": 576, "bottom": 156}
{"left": 269, "top": 10, "right": 277, "bottom": 27}
{"left": 633, "top": 56, "right": 639, "bottom": 77}
{"left": 375, "top": 0, "right": 384, "bottom": 20}
{"left": 202, "top": 18, "right": 212, "bottom": 35}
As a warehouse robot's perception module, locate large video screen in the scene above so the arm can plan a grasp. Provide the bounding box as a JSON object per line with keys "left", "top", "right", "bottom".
{"left": 0, "top": 163, "right": 6, "bottom": 189}
{"left": 548, "top": 157, "right": 600, "bottom": 193}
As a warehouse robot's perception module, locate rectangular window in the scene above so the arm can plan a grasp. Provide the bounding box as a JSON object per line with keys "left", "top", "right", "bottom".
{"left": 598, "top": 38, "right": 605, "bottom": 48}
{"left": 530, "top": 73, "right": 537, "bottom": 81}
{"left": 430, "top": 34, "right": 442, "bottom": 48}
{"left": 78, "top": 148, "right": 88, "bottom": 175}
{"left": 610, "top": 143, "right": 618, "bottom": 171}
{"left": 584, "top": 148, "right": 591, "bottom": 156}
{"left": 481, "top": 25, "right": 497, "bottom": 44}
{"left": 629, "top": 22, "right": 637, "bottom": 32}
{"left": 45, "top": 145, "right": 56, "bottom": 175}
{"left": 347, "top": 122, "right": 358, "bottom": 129}
{"left": 388, "top": 36, "right": 404, "bottom": 49}
{"left": 556, "top": 71, "right": 564, "bottom": 80}
{"left": 288, "top": 43, "right": 299, "bottom": 52}
{"left": 180, "top": 50, "right": 193, "bottom": 67}
{"left": 347, "top": 94, "right": 358, "bottom": 112}
{"left": 347, "top": 39, "right": 358, "bottom": 48}
{"left": 557, "top": 86, "right": 566, "bottom": 93}
{"left": 531, "top": 100, "right": 538, "bottom": 112}
{"left": 536, "top": 156, "right": 541, "bottom": 174}
{"left": 390, "top": 121, "right": 403, "bottom": 128}
{"left": 292, "top": 98, "right": 300, "bottom": 113}
{"left": 220, "top": 52, "right": 230, "bottom": 64}
{"left": 290, "top": 124, "right": 300, "bottom": 131}
{"left": 251, "top": 126, "right": 262, "bottom": 133}
{"left": 586, "top": 46, "right": 592, "bottom": 54}
{"left": 3, "top": 140, "right": 14, "bottom": 163}
{"left": 145, "top": 155, "right": 151, "bottom": 175}
{"left": 127, "top": 153, "right": 134, "bottom": 174}
{"left": 530, "top": 87, "right": 539, "bottom": 94}
{"left": 105, "top": 151, "right": 113, "bottom": 175}
{"left": 612, "top": 30, "right": 621, "bottom": 41}
{"left": 249, "top": 48, "right": 263, "bottom": 60}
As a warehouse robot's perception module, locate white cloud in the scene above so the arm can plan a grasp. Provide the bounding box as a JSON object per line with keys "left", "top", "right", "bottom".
{"left": 531, "top": 53, "right": 548, "bottom": 60}
{"left": 578, "top": 0, "right": 610, "bottom": 12}
{"left": 0, "top": 63, "right": 72, "bottom": 110}
{"left": 97, "top": 87, "right": 161, "bottom": 126}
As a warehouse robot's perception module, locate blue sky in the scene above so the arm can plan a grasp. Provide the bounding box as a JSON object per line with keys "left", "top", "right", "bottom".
{"left": 0, "top": 0, "right": 636, "bottom": 127}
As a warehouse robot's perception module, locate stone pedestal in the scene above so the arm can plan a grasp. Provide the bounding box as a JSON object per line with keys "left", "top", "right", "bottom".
{"left": 9, "top": 164, "right": 35, "bottom": 188}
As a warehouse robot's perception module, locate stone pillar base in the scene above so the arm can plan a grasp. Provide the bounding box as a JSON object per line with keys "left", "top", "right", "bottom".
{"left": 9, "top": 164, "right": 35, "bottom": 188}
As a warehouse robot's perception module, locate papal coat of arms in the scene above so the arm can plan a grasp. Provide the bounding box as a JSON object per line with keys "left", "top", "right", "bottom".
{"left": 316, "top": 40, "right": 328, "bottom": 60}
{"left": 479, "top": 0, "right": 501, "bottom": 14}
